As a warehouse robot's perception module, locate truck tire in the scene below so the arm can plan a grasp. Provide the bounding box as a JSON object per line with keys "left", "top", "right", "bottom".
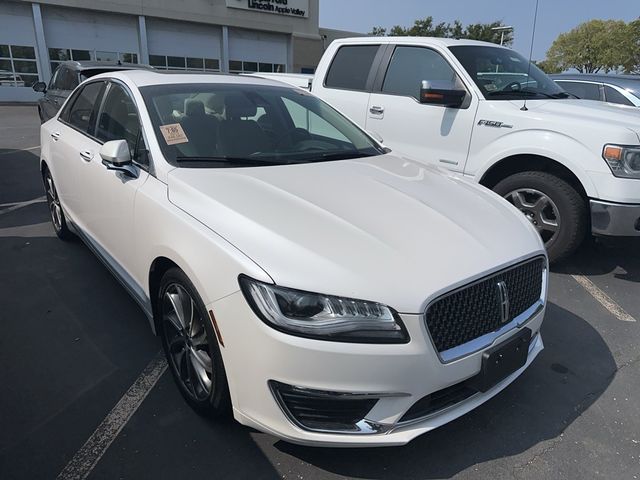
{"left": 493, "top": 171, "right": 587, "bottom": 263}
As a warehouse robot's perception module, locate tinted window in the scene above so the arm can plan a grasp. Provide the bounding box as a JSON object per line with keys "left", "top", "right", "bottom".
{"left": 383, "top": 46, "right": 460, "bottom": 99}
{"left": 557, "top": 81, "right": 601, "bottom": 101}
{"left": 325, "top": 45, "right": 379, "bottom": 91}
{"left": 603, "top": 85, "right": 634, "bottom": 106}
{"left": 58, "top": 67, "right": 79, "bottom": 91}
{"left": 65, "top": 81, "right": 105, "bottom": 133}
{"left": 96, "top": 83, "right": 141, "bottom": 155}
{"left": 48, "top": 67, "right": 59, "bottom": 90}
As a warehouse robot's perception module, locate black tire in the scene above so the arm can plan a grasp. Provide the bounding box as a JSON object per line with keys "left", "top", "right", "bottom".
{"left": 43, "top": 168, "right": 74, "bottom": 240}
{"left": 158, "top": 267, "right": 231, "bottom": 417}
{"left": 493, "top": 171, "right": 587, "bottom": 263}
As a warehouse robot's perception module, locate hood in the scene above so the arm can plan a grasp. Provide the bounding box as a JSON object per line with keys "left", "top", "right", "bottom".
{"left": 518, "top": 99, "right": 640, "bottom": 140}
{"left": 167, "top": 154, "right": 545, "bottom": 313}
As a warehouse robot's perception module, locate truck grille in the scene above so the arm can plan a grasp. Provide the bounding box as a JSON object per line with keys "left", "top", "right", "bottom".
{"left": 425, "top": 257, "right": 545, "bottom": 353}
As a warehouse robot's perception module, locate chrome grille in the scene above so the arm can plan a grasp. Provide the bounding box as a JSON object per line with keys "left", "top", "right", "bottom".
{"left": 425, "top": 257, "right": 545, "bottom": 353}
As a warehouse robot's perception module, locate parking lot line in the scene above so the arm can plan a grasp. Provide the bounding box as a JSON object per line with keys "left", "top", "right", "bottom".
{"left": 55, "top": 353, "right": 168, "bottom": 480}
{"left": 571, "top": 274, "right": 636, "bottom": 322}
{"left": 0, "top": 196, "right": 46, "bottom": 216}
{"left": 0, "top": 145, "right": 40, "bottom": 156}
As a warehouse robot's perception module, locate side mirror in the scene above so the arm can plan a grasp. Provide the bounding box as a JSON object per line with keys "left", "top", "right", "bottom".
{"left": 100, "top": 140, "right": 138, "bottom": 178}
{"left": 419, "top": 80, "right": 466, "bottom": 108}
{"left": 32, "top": 81, "right": 47, "bottom": 93}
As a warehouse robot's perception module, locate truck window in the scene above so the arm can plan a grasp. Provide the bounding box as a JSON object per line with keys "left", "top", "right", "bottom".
{"left": 555, "top": 81, "right": 601, "bottom": 101}
{"left": 382, "top": 46, "right": 460, "bottom": 100}
{"left": 324, "top": 45, "right": 379, "bottom": 91}
{"left": 603, "top": 85, "right": 634, "bottom": 106}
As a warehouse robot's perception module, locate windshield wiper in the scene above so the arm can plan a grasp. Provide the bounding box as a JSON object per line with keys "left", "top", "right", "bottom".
{"left": 305, "top": 151, "right": 377, "bottom": 163}
{"left": 487, "top": 90, "right": 565, "bottom": 100}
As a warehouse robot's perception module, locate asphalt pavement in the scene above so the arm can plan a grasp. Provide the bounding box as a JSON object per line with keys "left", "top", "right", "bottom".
{"left": 0, "top": 105, "right": 638, "bottom": 480}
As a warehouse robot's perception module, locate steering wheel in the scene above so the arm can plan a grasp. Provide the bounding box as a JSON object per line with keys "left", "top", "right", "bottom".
{"left": 502, "top": 81, "right": 522, "bottom": 92}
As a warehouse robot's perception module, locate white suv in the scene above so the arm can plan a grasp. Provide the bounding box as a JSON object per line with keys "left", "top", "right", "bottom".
{"left": 40, "top": 71, "right": 546, "bottom": 446}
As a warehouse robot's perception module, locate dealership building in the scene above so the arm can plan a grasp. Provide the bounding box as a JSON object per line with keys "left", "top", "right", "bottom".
{"left": 0, "top": 0, "right": 359, "bottom": 102}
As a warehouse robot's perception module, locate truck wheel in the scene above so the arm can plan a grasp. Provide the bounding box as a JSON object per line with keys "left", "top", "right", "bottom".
{"left": 493, "top": 171, "right": 587, "bottom": 263}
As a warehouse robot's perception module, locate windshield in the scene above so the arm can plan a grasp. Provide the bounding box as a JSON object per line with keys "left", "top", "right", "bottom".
{"left": 140, "top": 83, "right": 385, "bottom": 167}
{"left": 449, "top": 46, "right": 569, "bottom": 101}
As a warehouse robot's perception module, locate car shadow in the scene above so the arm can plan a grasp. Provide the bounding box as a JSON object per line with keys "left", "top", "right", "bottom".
{"left": 552, "top": 236, "right": 640, "bottom": 283}
{"left": 271, "top": 302, "right": 615, "bottom": 479}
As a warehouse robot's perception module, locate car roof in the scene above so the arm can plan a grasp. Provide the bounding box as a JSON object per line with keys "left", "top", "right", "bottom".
{"left": 331, "top": 36, "right": 510, "bottom": 49}
{"left": 57, "top": 60, "right": 154, "bottom": 71}
{"left": 93, "top": 69, "right": 301, "bottom": 89}
{"left": 550, "top": 73, "right": 640, "bottom": 93}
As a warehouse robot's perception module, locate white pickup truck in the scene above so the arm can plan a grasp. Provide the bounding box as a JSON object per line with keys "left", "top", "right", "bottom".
{"left": 254, "top": 37, "right": 640, "bottom": 262}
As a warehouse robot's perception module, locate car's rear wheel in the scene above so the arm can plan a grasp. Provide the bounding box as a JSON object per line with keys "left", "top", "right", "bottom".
{"left": 43, "top": 169, "right": 73, "bottom": 240}
{"left": 493, "top": 171, "right": 587, "bottom": 263}
{"left": 158, "top": 268, "right": 231, "bottom": 416}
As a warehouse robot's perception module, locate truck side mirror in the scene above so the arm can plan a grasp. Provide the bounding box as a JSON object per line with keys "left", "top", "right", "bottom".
{"left": 419, "top": 80, "right": 466, "bottom": 108}
{"left": 32, "top": 81, "right": 47, "bottom": 93}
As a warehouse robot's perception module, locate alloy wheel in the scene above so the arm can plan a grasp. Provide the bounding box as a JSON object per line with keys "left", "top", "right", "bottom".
{"left": 45, "top": 173, "right": 63, "bottom": 232}
{"left": 162, "top": 283, "right": 213, "bottom": 401}
{"left": 504, "top": 188, "right": 561, "bottom": 245}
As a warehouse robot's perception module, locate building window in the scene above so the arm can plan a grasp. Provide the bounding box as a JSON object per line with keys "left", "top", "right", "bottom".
{"left": 230, "top": 60, "right": 285, "bottom": 74}
{"left": 149, "top": 54, "right": 220, "bottom": 72}
{"left": 0, "top": 45, "right": 39, "bottom": 87}
{"left": 49, "top": 48, "right": 139, "bottom": 74}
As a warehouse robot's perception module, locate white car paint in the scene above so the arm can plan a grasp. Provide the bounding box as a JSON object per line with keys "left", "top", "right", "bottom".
{"left": 40, "top": 71, "right": 547, "bottom": 446}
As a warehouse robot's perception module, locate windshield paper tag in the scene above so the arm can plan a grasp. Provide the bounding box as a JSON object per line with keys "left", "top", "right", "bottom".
{"left": 159, "top": 123, "right": 189, "bottom": 145}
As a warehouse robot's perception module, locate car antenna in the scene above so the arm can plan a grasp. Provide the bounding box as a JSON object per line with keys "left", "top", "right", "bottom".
{"left": 521, "top": 0, "right": 540, "bottom": 112}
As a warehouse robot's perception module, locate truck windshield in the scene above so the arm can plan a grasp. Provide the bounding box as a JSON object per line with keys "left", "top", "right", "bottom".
{"left": 449, "top": 45, "right": 570, "bottom": 101}
{"left": 140, "top": 83, "right": 385, "bottom": 168}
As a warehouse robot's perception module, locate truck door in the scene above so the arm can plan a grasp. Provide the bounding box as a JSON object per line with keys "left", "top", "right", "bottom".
{"left": 366, "top": 45, "right": 478, "bottom": 172}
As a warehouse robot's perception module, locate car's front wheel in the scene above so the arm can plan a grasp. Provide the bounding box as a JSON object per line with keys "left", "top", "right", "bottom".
{"left": 43, "top": 169, "right": 73, "bottom": 240}
{"left": 158, "top": 268, "right": 231, "bottom": 416}
{"left": 493, "top": 171, "right": 587, "bottom": 263}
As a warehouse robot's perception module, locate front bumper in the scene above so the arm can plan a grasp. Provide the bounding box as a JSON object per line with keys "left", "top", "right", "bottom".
{"left": 210, "top": 290, "right": 545, "bottom": 447}
{"left": 590, "top": 200, "right": 640, "bottom": 236}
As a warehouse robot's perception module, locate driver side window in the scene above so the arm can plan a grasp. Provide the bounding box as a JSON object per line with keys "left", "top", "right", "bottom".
{"left": 282, "top": 97, "right": 349, "bottom": 142}
{"left": 382, "top": 47, "right": 462, "bottom": 100}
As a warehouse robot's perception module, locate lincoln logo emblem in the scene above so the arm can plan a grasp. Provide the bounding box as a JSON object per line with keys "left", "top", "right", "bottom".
{"left": 497, "top": 281, "right": 510, "bottom": 324}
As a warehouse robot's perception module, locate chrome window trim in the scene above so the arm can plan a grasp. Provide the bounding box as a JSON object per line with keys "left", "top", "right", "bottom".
{"left": 423, "top": 255, "right": 548, "bottom": 364}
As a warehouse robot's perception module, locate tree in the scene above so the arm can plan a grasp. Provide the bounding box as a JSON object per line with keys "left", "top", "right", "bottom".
{"left": 368, "top": 17, "right": 513, "bottom": 46}
{"left": 534, "top": 59, "right": 562, "bottom": 74}
{"left": 545, "top": 19, "right": 635, "bottom": 73}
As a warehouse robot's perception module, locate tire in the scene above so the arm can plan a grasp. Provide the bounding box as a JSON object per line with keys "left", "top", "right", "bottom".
{"left": 158, "top": 267, "right": 231, "bottom": 417}
{"left": 43, "top": 168, "right": 74, "bottom": 240}
{"left": 493, "top": 171, "right": 587, "bottom": 263}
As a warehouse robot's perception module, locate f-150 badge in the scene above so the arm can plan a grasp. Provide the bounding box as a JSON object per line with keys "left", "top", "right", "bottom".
{"left": 478, "top": 120, "right": 513, "bottom": 129}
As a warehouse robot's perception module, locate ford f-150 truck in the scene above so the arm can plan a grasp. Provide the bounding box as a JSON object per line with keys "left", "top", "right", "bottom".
{"left": 254, "top": 37, "right": 640, "bottom": 262}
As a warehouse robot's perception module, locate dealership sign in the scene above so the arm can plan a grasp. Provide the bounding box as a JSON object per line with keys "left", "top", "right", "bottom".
{"left": 226, "top": 0, "right": 308, "bottom": 18}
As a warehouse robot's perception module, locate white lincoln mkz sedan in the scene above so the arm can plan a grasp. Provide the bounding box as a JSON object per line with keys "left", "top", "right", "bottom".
{"left": 40, "top": 71, "right": 547, "bottom": 446}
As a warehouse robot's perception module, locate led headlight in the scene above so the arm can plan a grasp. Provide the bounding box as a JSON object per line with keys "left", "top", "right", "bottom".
{"left": 602, "top": 144, "right": 640, "bottom": 179}
{"left": 239, "top": 276, "right": 409, "bottom": 343}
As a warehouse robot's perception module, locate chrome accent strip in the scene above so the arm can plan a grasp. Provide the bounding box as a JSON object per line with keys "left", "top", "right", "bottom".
{"left": 423, "top": 256, "right": 547, "bottom": 364}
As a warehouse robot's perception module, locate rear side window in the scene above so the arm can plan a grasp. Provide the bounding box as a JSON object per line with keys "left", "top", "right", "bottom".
{"left": 383, "top": 46, "right": 460, "bottom": 100}
{"left": 603, "top": 85, "right": 634, "bottom": 106}
{"left": 557, "top": 81, "right": 601, "bottom": 101}
{"left": 324, "top": 45, "right": 379, "bottom": 91}
{"left": 63, "top": 81, "right": 105, "bottom": 134}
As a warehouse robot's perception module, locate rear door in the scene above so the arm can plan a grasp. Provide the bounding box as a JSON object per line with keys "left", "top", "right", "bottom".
{"left": 314, "top": 44, "right": 383, "bottom": 126}
{"left": 365, "top": 45, "right": 477, "bottom": 171}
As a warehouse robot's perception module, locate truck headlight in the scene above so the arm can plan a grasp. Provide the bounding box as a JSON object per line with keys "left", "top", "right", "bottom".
{"left": 239, "top": 276, "right": 409, "bottom": 343}
{"left": 603, "top": 144, "right": 640, "bottom": 179}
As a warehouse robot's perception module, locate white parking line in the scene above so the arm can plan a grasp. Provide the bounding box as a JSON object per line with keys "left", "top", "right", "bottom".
{"left": 572, "top": 274, "right": 636, "bottom": 322}
{"left": 0, "top": 196, "right": 46, "bottom": 216}
{"left": 0, "top": 145, "right": 40, "bottom": 156}
{"left": 56, "top": 353, "right": 168, "bottom": 480}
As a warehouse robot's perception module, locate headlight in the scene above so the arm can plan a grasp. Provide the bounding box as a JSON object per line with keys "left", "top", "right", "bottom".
{"left": 602, "top": 144, "right": 640, "bottom": 179}
{"left": 239, "top": 276, "right": 409, "bottom": 343}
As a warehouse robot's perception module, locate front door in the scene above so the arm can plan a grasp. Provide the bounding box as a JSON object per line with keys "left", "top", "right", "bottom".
{"left": 365, "top": 45, "right": 478, "bottom": 172}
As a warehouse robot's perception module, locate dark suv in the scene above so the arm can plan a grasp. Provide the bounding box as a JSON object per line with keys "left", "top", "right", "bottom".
{"left": 32, "top": 61, "right": 153, "bottom": 123}
{"left": 550, "top": 73, "right": 640, "bottom": 108}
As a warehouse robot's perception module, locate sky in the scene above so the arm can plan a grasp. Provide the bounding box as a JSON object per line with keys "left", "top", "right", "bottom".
{"left": 318, "top": 0, "right": 638, "bottom": 61}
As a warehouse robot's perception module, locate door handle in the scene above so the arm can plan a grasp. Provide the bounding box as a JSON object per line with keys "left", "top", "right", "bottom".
{"left": 50, "top": 132, "right": 61, "bottom": 141}
{"left": 79, "top": 150, "right": 93, "bottom": 162}
{"left": 369, "top": 106, "right": 384, "bottom": 115}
